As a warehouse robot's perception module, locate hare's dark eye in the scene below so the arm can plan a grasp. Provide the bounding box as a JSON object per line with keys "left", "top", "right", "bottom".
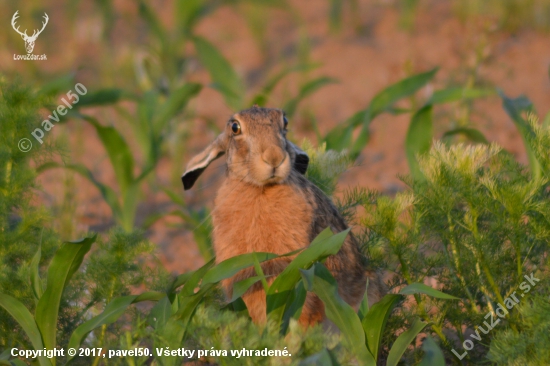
{"left": 283, "top": 116, "right": 288, "bottom": 129}
{"left": 231, "top": 121, "right": 241, "bottom": 135}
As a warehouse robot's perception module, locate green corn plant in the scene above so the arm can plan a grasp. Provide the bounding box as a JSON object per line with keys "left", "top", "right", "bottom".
{"left": 193, "top": 34, "right": 335, "bottom": 112}
{"left": 0, "top": 234, "right": 166, "bottom": 366}
{"left": 498, "top": 90, "right": 541, "bottom": 180}
{"left": 320, "top": 67, "right": 495, "bottom": 175}
{"left": 300, "top": 263, "right": 456, "bottom": 366}
{"left": 361, "top": 135, "right": 550, "bottom": 362}
{"left": 322, "top": 68, "right": 439, "bottom": 159}
{"left": 141, "top": 226, "right": 456, "bottom": 365}
{"left": 36, "top": 81, "right": 200, "bottom": 232}
{"left": 405, "top": 86, "right": 495, "bottom": 180}
{"left": 0, "top": 236, "right": 96, "bottom": 366}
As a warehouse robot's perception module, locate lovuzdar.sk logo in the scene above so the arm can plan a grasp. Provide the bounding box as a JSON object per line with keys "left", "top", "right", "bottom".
{"left": 11, "top": 10, "right": 48, "bottom": 61}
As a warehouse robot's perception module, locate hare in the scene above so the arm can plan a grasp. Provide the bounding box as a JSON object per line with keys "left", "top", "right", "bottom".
{"left": 182, "top": 106, "right": 384, "bottom": 326}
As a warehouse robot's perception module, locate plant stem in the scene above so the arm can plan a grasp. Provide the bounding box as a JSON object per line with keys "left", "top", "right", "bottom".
{"left": 92, "top": 279, "right": 116, "bottom": 366}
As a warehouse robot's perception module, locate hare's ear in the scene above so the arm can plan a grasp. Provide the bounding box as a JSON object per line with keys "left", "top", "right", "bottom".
{"left": 288, "top": 141, "right": 309, "bottom": 175}
{"left": 182, "top": 133, "right": 227, "bottom": 190}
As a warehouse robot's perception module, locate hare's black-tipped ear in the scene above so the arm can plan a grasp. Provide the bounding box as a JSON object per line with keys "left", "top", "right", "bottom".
{"left": 288, "top": 141, "right": 309, "bottom": 175}
{"left": 182, "top": 133, "right": 227, "bottom": 190}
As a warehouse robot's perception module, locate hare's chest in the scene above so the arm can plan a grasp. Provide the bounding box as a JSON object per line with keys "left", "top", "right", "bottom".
{"left": 212, "top": 183, "right": 313, "bottom": 262}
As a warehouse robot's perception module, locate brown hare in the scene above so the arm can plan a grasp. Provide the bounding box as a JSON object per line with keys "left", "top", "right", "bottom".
{"left": 182, "top": 106, "right": 384, "bottom": 326}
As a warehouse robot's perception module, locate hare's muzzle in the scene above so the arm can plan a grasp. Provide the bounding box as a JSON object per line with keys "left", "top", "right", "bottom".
{"left": 261, "top": 146, "right": 286, "bottom": 169}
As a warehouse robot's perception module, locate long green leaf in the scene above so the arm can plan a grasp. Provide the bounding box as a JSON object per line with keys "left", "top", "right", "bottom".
{"left": 201, "top": 252, "right": 283, "bottom": 285}
{"left": 0, "top": 360, "right": 27, "bottom": 366}
{"left": 155, "top": 283, "right": 215, "bottom": 366}
{"left": 429, "top": 87, "right": 495, "bottom": 105}
{"left": 38, "top": 74, "right": 75, "bottom": 97}
{"left": 301, "top": 263, "right": 375, "bottom": 365}
{"left": 405, "top": 105, "right": 433, "bottom": 180}
{"left": 499, "top": 90, "right": 541, "bottom": 180}
{"left": 35, "top": 235, "right": 96, "bottom": 352}
{"left": 324, "top": 69, "right": 437, "bottom": 153}
{"left": 363, "top": 294, "right": 402, "bottom": 361}
{"left": 154, "top": 83, "right": 202, "bottom": 134}
{"left": 282, "top": 280, "right": 307, "bottom": 326}
{"left": 67, "top": 292, "right": 163, "bottom": 362}
{"left": 180, "top": 258, "right": 215, "bottom": 297}
{"left": 386, "top": 318, "right": 428, "bottom": 366}
{"left": 148, "top": 296, "right": 172, "bottom": 329}
{"left": 418, "top": 336, "right": 446, "bottom": 366}
{"left": 442, "top": 127, "right": 488, "bottom": 144}
{"left": 369, "top": 68, "right": 437, "bottom": 120}
{"left": 230, "top": 275, "right": 265, "bottom": 302}
{"left": 283, "top": 77, "right": 338, "bottom": 118}
{"left": 30, "top": 243, "right": 43, "bottom": 303}
{"left": 193, "top": 36, "right": 244, "bottom": 110}
{"left": 267, "top": 228, "right": 348, "bottom": 331}
{"left": 398, "top": 283, "right": 459, "bottom": 299}
{"left": 0, "top": 294, "right": 51, "bottom": 366}
{"left": 36, "top": 162, "right": 122, "bottom": 222}
{"left": 82, "top": 116, "right": 135, "bottom": 194}
{"left": 299, "top": 347, "right": 340, "bottom": 365}
{"left": 250, "top": 63, "right": 315, "bottom": 106}
{"left": 357, "top": 280, "right": 370, "bottom": 320}
{"left": 76, "top": 89, "right": 127, "bottom": 107}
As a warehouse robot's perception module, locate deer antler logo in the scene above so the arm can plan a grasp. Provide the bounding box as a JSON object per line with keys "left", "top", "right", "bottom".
{"left": 11, "top": 11, "right": 49, "bottom": 54}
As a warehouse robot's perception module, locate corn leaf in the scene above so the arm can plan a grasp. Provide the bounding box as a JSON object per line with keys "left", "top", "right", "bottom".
{"left": 418, "top": 336, "right": 446, "bottom": 366}
{"left": 36, "top": 162, "right": 122, "bottom": 221}
{"left": 0, "top": 294, "right": 51, "bottom": 366}
{"left": 405, "top": 105, "right": 433, "bottom": 180}
{"left": 301, "top": 263, "right": 375, "bottom": 365}
{"left": 324, "top": 69, "right": 437, "bottom": 153}
{"left": 201, "top": 252, "right": 292, "bottom": 285}
{"left": 67, "top": 292, "right": 164, "bottom": 362}
{"left": 283, "top": 77, "right": 338, "bottom": 118}
{"left": 231, "top": 275, "right": 265, "bottom": 302}
{"left": 429, "top": 87, "right": 495, "bottom": 105}
{"left": 154, "top": 83, "right": 202, "bottom": 135}
{"left": 363, "top": 294, "right": 402, "bottom": 361}
{"left": 76, "top": 88, "right": 127, "bottom": 107}
{"left": 81, "top": 115, "right": 135, "bottom": 194}
{"left": 299, "top": 347, "right": 340, "bottom": 365}
{"left": 442, "top": 127, "right": 489, "bottom": 144}
{"left": 30, "top": 243, "right": 43, "bottom": 303}
{"left": 193, "top": 36, "right": 244, "bottom": 110}
{"left": 266, "top": 228, "right": 348, "bottom": 331}
{"left": 386, "top": 318, "right": 428, "bottom": 366}
{"left": 35, "top": 235, "right": 96, "bottom": 352}
{"left": 499, "top": 90, "right": 541, "bottom": 180}
{"left": 398, "top": 283, "right": 459, "bottom": 299}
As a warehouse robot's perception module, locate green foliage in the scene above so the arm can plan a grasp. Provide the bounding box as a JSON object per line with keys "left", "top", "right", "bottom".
{"left": 487, "top": 295, "right": 550, "bottom": 365}
{"left": 2, "top": 2, "right": 550, "bottom": 363}
{"left": 185, "top": 303, "right": 352, "bottom": 366}
{"left": 302, "top": 140, "right": 352, "bottom": 196}
{"left": 0, "top": 79, "right": 61, "bottom": 350}
{"left": 361, "top": 134, "right": 550, "bottom": 363}
{"left": 0, "top": 235, "right": 96, "bottom": 366}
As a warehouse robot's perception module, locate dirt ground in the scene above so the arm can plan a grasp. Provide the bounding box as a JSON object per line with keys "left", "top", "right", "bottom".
{"left": 24, "top": 0, "right": 550, "bottom": 274}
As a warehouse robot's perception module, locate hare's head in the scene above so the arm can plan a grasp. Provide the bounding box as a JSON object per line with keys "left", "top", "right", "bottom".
{"left": 182, "top": 106, "right": 309, "bottom": 190}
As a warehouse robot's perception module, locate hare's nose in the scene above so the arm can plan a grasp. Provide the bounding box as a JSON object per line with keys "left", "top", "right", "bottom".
{"left": 262, "top": 147, "right": 285, "bottom": 168}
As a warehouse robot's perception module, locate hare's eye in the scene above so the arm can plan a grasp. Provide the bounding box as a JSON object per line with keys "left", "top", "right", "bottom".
{"left": 231, "top": 121, "right": 241, "bottom": 135}
{"left": 283, "top": 116, "right": 288, "bottom": 129}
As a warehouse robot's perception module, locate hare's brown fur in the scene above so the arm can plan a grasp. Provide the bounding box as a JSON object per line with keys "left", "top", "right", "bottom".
{"left": 182, "top": 106, "right": 384, "bottom": 326}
